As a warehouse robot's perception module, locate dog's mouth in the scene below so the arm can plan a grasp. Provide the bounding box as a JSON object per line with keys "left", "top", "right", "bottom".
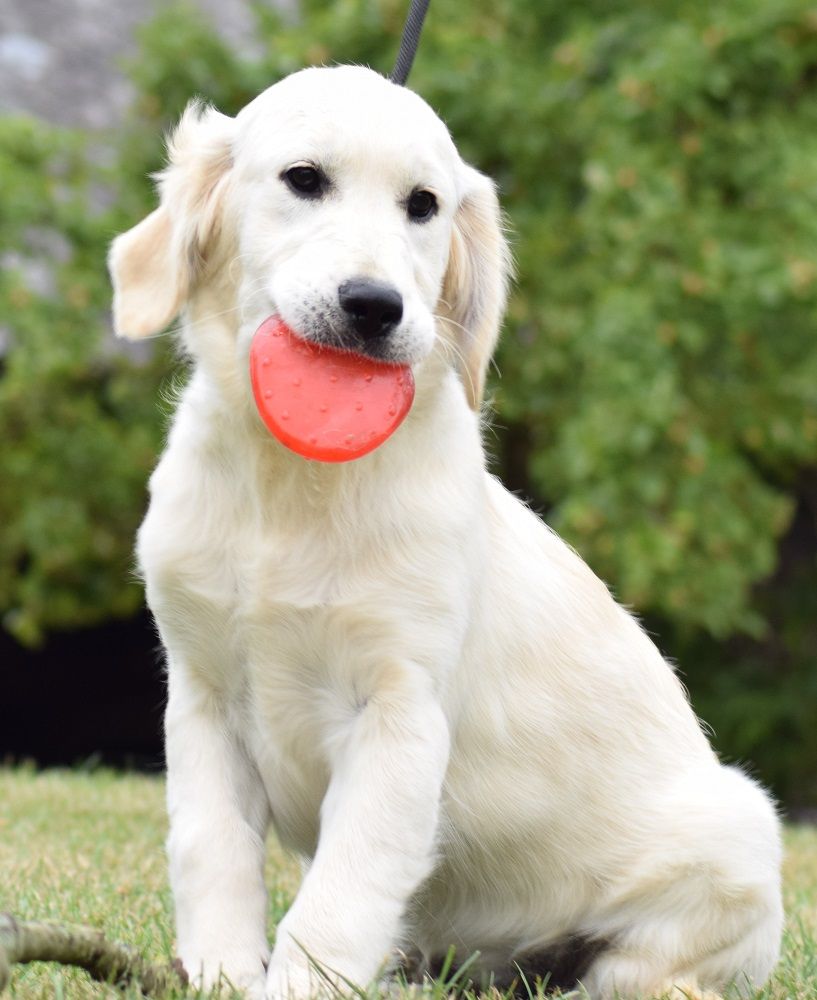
{"left": 275, "top": 298, "right": 422, "bottom": 367}
{"left": 298, "top": 324, "right": 418, "bottom": 367}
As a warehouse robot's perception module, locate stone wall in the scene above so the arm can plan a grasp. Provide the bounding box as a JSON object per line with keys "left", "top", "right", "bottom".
{"left": 0, "top": 0, "right": 259, "bottom": 128}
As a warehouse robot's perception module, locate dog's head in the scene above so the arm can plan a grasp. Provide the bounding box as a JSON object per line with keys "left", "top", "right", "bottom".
{"left": 109, "top": 66, "right": 511, "bottom": 409}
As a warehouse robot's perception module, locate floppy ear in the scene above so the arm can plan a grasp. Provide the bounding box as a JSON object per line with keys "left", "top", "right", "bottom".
{"left": 108, "top": 101, "right": 234, "bottom": 339}
{"left": 440, "top": 166, "right": 513, "bottom": 409}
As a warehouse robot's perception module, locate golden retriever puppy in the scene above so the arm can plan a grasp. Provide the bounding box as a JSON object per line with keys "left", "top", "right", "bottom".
{"left": 109, "top": 66, "right": 783, "bottom": 1000}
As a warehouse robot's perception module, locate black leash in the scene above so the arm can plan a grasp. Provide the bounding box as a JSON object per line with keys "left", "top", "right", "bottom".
{"left": 391, "top": 0, "right": 431, "bottom": 86}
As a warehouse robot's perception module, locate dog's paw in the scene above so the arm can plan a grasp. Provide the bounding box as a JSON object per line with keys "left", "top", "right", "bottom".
{"left": 265, "top": 958, "right": 322, "bottom": 1000}
{"left": 184, "top": 956, "right": 267, "bottom": 1000}
{"left": 264, "top": 944, "right": 368, "bottom": 1000}
{"left": 229, "top": 975, "right": 267, "bottom": 1000}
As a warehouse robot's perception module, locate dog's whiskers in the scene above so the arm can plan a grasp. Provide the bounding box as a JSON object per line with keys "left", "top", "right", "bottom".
{"left": 434, "top": 312, "right": 502, "bottom": 382}
{"left": 434, "top": 318, "right": 479, "bottom": 403}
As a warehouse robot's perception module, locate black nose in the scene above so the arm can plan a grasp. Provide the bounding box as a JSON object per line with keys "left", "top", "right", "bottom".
{"left": 338, "top": 278, "right": 403, "bottom": 340}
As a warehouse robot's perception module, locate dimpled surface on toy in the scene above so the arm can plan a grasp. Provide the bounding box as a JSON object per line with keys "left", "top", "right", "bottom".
{"left": 249, "top": 316, "right": 416, "bottom": 462}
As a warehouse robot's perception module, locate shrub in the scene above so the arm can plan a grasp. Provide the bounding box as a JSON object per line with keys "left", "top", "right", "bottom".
{"left": 2, "top": 0, "right": 815, "bottom": 804}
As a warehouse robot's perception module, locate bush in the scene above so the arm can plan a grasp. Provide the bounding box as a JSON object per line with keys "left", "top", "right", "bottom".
{"left": 0, "top": 117, "right": 173, "bottom": 644}
{"left": 2, "top": 0, "right": 815, "bottom": 805}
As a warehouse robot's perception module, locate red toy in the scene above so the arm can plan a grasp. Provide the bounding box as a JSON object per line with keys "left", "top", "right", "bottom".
{"left": 249, "top": 316, "right": 416, "bottom": 462}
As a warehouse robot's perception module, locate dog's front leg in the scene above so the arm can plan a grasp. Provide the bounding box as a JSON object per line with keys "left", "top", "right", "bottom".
{"left": 165, "top": 667, "right": 270, "bottom": 999}
{"left": 266, "top": 667, "right": 449, "bottom": 1000}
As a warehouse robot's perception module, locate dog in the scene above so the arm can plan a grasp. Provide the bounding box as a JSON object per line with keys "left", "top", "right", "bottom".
{"left": 108, "top": 66, "right": 783, "bottom": 1000}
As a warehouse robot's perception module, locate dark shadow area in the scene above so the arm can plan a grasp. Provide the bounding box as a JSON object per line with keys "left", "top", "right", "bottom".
{"left": 1, "top": 610, "right": 165, "bottom": 770}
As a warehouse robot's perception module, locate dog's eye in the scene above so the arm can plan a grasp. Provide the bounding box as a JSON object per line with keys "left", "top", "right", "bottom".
{"left": 407, "top": 189, "right": 437, "bottom": 221}
{"left": 284, "top": 165, "right": 324, "bottom": 197}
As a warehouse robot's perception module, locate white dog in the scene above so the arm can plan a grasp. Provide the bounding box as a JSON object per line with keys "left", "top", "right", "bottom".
{"left": 109, "top": 66, "right": 783, "bottom": 1000}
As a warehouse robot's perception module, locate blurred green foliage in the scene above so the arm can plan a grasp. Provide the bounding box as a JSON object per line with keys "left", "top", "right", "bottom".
{"left": 0, "top": 118, "right": 172, "bottom": 644}
{"left": 1, "top": 0, "right": 815, "bottom": 805}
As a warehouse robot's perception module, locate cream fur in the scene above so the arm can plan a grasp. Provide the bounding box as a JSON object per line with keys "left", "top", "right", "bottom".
{"left": 108, "top": 66, "right": 783, "bottom": 1000}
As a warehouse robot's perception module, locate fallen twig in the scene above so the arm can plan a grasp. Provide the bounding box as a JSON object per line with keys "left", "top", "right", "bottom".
{"left": 0, "top": 913, "right": 187, "bottom": 996}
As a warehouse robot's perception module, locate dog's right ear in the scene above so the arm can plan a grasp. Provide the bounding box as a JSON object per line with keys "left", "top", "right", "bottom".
{"left": 108, "top": 101, "right": 234, "bottom": 339}
{"left": 441, "top": 165, "right": 513, "bottom": 410}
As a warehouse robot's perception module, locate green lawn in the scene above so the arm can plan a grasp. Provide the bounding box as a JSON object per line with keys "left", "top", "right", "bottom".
{"left": 0, "top": 769, "right": 815, "bottom": 999}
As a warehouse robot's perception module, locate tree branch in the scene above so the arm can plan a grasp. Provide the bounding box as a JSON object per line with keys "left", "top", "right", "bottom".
{"left": 0, "top": 913, "right": 187, "bottom": 996}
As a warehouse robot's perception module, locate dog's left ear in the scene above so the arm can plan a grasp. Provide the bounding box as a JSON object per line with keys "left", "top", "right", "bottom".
{"left": 108, "top": 101, "right": 235, "bottom": 339}
{"left": 440, "top": 165, "right": 513, "bottom": 409}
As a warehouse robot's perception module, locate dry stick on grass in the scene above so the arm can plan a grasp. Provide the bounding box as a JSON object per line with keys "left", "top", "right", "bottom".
{"left": 0, "top": 913, "right": 188, "bottom": 997}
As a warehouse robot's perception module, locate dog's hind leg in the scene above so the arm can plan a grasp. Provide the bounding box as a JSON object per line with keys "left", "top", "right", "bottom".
{"left": 581, "top": 896, "right": 782, "bottom": 1000}
{"left": 579, "top": 767, "right": 783, "bottom": 1000}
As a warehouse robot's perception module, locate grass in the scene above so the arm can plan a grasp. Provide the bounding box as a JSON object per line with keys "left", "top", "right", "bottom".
{"left": 0, "top": 768, "right": 815, "bottom": 999}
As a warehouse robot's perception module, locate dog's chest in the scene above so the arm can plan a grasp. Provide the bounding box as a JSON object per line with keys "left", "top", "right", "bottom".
{"left": 143, "top": 414, "right": 475, "bottom": 855}
{"left": 235, "top": 548, "right": 431, "bottom": 857}
{"left": 218, "top": 522, "right": 431, "bottom": 857}
{"left": 232, "top": 511, "right": 471, "bottom": 855}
